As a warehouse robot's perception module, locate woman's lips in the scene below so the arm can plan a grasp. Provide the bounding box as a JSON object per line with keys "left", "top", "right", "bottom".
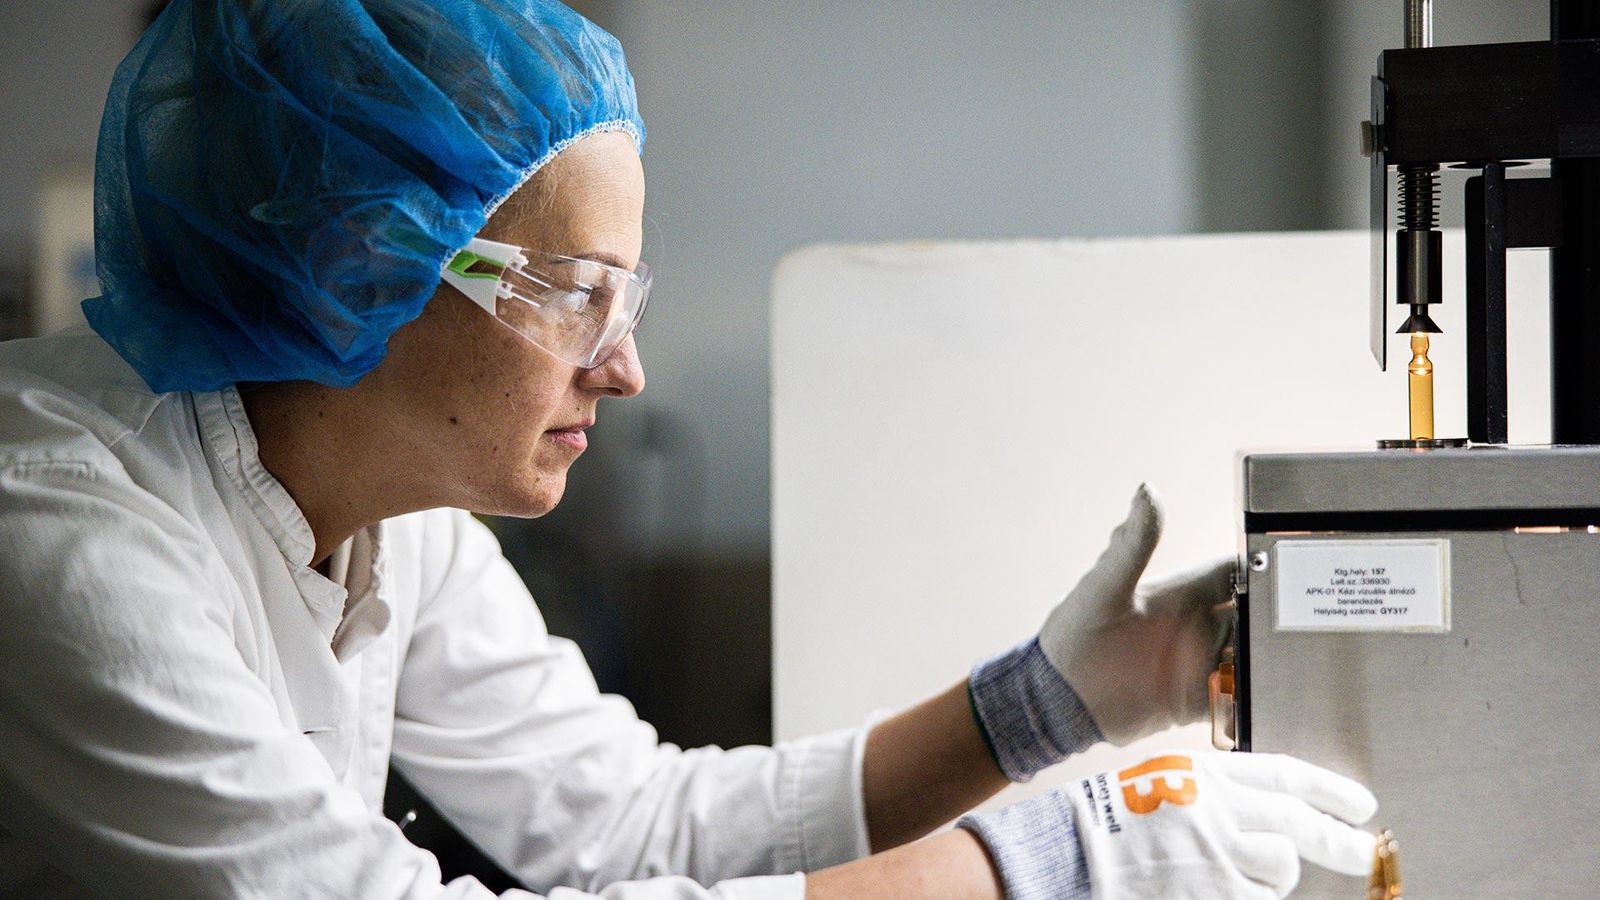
{"left": 544, "top": 426, "right": 589, "bottom": 451}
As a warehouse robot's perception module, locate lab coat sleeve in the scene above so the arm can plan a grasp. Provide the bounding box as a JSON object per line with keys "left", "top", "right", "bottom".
{"left": 0, "top": 462, "right": 806, "bottom": 900}
{"left": 389, "top": 510, "right": 871, "bottom": 895}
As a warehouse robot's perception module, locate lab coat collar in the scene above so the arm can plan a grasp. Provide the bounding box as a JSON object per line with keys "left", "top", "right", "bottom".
{"left": 194, "top": 386, "right": 320, "bottom": 570}
{"left": 192, "top": 386, "right": 396, "bottom": 653}
{"left": 191, "top": 385, "right": 399, "bottom": 761}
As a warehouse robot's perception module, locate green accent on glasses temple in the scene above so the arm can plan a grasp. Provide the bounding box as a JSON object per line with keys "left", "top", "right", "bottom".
{"left": 446, "top": 250, "right": 502, "bottom": 279}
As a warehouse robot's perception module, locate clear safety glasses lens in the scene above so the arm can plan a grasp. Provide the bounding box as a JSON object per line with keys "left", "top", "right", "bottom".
{"left": 442, "top": 238, "right": 651, "bottom": 368}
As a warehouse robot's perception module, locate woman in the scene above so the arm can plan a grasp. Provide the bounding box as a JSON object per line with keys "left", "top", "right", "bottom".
{"left": 0, "top": 1, "right": 1377, "bottom": 897}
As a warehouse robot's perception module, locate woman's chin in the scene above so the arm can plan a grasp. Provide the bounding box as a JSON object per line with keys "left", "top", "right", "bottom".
{"left": 465, "top": 468, "right": 568, "bottom": 519}
{"left": 510, "top": 483, "right": 567, "bottom": 518}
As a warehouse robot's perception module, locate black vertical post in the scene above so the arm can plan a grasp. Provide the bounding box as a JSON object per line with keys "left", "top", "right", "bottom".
{"left": 1235, "top": 587, "right": 1250, "bottom": 752}
{"left": 1551, "top": 1, "right": 1600, "bottom": 443}
{"left": 1467, "top": 165, "right": 1510, "bottom": 444}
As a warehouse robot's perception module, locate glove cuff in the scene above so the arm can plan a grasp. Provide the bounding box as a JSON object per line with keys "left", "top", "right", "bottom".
{"left": 969, "top": 637, "right": 1102, "bottom": 782}
{"left": 957, "top": 791, "right": 1092, "bottom": 900}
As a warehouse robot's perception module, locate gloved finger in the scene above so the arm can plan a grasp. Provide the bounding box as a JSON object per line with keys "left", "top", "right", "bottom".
{"left": 1226, "top": 831, "right": 1301, "bottom": 898}
{"left": 1225, "top": 781, "right": 1379, "bottom": 877}
{"left": 1073, "top": 484, "right": 1165, "bottom": 603}
{"left": 1207, "top": 752, "right": 1378, "bottom": 825}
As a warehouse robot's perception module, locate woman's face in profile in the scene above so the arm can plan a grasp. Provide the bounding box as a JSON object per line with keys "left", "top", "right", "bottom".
{"left": 372, "top": 131, "right": 647, "bottom": 519}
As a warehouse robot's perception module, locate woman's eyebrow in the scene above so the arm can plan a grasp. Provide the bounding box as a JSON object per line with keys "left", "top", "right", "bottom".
{"left": 577, "top": 250, "right": 634, "bottom": 271}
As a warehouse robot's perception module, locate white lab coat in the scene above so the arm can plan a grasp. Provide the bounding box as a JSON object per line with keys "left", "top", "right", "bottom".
{"left": 0, "top": 330, "right": 869, "bottom": 899}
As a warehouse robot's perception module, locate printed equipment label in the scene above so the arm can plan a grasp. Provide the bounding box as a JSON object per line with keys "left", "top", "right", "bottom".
{"left": 1274, "top": 539, "right": 1449, "bottom": 632}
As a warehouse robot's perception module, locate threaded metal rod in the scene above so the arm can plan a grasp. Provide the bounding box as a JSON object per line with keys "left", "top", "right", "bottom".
{"left": 1400, "top": 0, "right": 1437, "bottom": 233}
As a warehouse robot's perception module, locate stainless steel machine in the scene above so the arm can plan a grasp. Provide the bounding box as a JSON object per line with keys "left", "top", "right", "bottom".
{"left": 1236, "top": 450, "right": 1600, "bottom": 897}
{"left": 1226, "top": 2, "right": 1600, "bottom": 896}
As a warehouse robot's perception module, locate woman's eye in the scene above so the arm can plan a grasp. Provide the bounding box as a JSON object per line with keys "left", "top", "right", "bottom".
{"left": 535, "top": 286, "right": 588, "bottom": 316}
{"left": 556, "top": 288, "right": 588, "bottom": 314}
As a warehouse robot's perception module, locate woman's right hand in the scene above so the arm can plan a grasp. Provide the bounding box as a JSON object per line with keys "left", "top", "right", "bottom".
{"left": 959, "top": 751, "right": 1378, "bottom": 899}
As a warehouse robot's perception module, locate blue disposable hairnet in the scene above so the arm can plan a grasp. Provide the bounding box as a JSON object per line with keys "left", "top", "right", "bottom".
{"left": 83, "top": 0, "right": 644, "bottom": 392}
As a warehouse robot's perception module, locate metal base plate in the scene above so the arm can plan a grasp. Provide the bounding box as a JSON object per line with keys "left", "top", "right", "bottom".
{"left": 1242, "top": 445, "right": 1600, "bottom": 516}
{"left": 1376, "top": 437, "right": 1469, "bottom": 449}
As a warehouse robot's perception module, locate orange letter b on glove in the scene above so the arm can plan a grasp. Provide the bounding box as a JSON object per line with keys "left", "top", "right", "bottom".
{"left": 1118, "top": 755, "right": 1199, "bottom": 815}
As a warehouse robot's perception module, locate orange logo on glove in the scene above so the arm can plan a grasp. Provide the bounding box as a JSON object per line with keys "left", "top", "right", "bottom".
{"left": 1117, "top": 755, "right": 1199, "bottom": 814}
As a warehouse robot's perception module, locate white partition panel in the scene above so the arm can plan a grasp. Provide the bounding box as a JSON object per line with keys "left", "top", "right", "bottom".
{"left": 771, "top": 231, "right": 1551, "bottom": 798}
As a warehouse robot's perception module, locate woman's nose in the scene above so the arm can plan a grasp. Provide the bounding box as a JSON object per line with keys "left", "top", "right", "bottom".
{"left": 579, "top": 334, "right": 645, "bottom": 397}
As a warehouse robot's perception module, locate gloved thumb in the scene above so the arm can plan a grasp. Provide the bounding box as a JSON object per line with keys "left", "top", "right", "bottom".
{"left": 1070, "top": 484, "right": 1165, "bottom": 613}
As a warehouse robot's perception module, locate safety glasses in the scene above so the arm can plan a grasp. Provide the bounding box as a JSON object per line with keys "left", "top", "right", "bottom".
{"left": 441, "top": 237, "right": 651, "bottom": 368}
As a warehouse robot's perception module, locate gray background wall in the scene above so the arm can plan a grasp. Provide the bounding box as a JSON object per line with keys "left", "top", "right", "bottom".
{"left": 533, "top": 0, "right": 1546, "bottom": 555}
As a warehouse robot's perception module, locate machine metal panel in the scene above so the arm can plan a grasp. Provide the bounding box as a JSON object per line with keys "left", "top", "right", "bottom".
{"left": 1245, "top": 527, "right": 1600, "bottom": 898}
{"left": 1242, "top": 446, "right": 1600, "bottom": 514}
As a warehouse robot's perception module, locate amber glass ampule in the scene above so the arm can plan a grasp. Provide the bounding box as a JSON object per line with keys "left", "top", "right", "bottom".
{"left": 1408, "top": 333, "right": 1434, "bottom": 441}
{"left": 1366, "top": 829, "right": 1403, "bottom": 900}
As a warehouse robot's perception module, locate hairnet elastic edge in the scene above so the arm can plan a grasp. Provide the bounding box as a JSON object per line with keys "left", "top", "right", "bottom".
{"left": 439, "top": 118, "right": 644, "bottom": 277}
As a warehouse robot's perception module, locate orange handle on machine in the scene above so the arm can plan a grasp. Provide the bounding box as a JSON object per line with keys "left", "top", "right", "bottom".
{"left": 1208, "top": 652, "right": 1236, "bottom": 751}
{"left": 1367, "top": 829, "right": 1403, "bottom": 900}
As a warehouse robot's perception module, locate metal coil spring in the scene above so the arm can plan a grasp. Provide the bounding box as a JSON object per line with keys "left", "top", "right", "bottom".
{"left": 1398, "top": 167, "right": 1439, "bottom": 230}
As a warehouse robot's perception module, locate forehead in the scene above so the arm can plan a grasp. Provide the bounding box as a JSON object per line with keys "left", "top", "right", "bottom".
{"left": 483, "top": 131, "right": 644, "bottom": 265}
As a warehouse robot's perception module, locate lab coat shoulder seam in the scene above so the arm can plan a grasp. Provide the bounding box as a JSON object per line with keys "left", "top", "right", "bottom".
{"left": 0, "top": 357, "right": 169, "bottom": 454}
{"left": 0, "top": 454, "right": 230, "bottom": 573}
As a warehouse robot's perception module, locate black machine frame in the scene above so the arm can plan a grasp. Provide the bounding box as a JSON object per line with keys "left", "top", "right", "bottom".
{"left": 1369, "top": 1, "right": 1600, "bottom": 445}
